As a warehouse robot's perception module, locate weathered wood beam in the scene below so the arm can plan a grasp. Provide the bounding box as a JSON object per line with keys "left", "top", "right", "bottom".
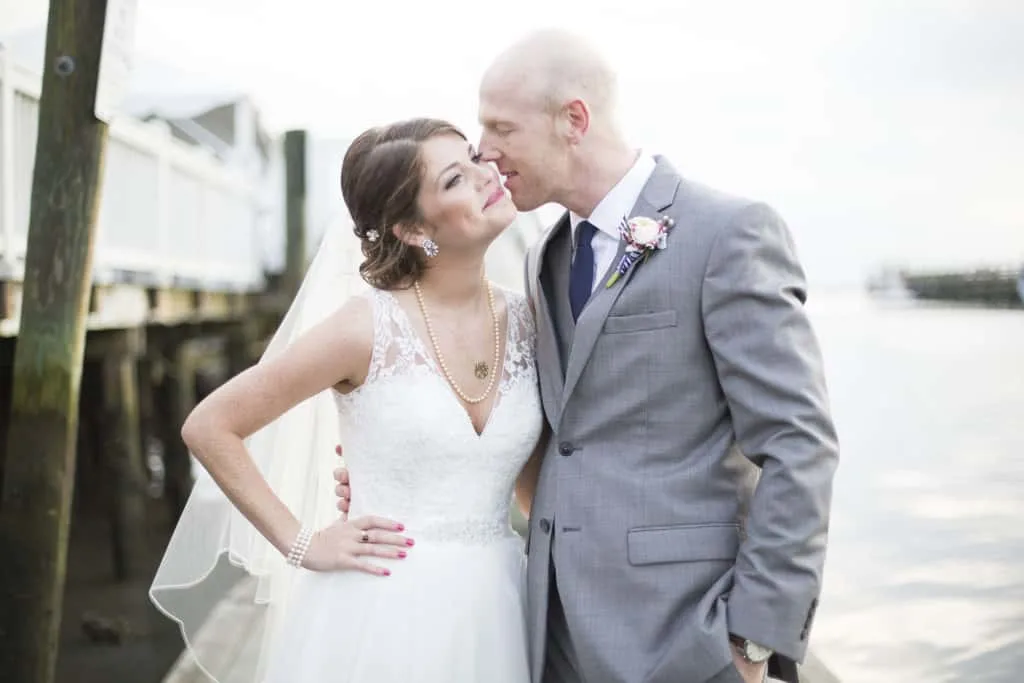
{"left": 0, "top": 1, "right": 112, "bottom": 680}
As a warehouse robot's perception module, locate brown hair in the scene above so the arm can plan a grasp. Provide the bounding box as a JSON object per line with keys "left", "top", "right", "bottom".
{"left": 340, "top": 118, "right": 466, "bottom": 290}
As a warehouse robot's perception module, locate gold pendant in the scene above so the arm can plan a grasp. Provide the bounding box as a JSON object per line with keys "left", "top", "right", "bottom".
{"left": 474, "top": 361, "right": 489, "bottom": 379}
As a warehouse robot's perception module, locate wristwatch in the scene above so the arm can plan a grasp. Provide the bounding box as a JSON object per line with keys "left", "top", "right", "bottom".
{"left": 729, "top": 634, "right": 773, "bottom": 663}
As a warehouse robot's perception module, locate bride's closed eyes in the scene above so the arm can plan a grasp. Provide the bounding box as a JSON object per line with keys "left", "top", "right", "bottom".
{"left": 441, "top": 147, "right": 485, "bottom": 190}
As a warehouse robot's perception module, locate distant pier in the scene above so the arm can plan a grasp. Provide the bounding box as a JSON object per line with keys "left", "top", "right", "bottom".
{"left": 869, "top": 266, "right": 1023, "bottom": 309}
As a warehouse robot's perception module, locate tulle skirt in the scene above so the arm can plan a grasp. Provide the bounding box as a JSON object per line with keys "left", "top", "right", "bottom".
{"left": 261, "top": 535, "right": 530, "bottom": 683}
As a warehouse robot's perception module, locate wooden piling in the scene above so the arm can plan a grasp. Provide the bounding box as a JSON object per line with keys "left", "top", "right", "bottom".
{"left": 225, "top": 320, "right": 255, "bottom": 378}
{"left": 136, "top": 353, "right": 160, "bottom": 495}
{"left": 155, "top": 336, "right": 197, "bottom": 521}
{"left": 0, "top": 337, "right": 14, "bottom": 493}
{"left": 284, "top": 129, "right": 307, "bottom": 298}
{"left": 0, "top": 2, "right": 112, "bottom": 681}
{"left": 94, "top": 329, "right": 149, "bottom": 581}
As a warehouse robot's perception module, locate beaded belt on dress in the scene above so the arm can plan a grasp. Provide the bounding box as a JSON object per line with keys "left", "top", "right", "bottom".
{"left": 405, "top": 518, "right": 516, "bottom": 544}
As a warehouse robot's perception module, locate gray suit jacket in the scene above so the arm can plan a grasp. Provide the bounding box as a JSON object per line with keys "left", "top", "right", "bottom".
{"left": 523, "top": 157, "right": 839, "bottom": 683}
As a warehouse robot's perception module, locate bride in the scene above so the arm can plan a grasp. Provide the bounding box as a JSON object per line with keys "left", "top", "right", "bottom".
{"left": 150, "top": 118, "right": 546, "bottom": 682}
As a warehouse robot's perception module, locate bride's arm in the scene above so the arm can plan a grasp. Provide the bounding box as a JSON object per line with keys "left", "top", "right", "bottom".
{"left": 515, "top": 424, "right": 549, "bottom": 519}
{"left": 181, "top": 296, "right": 403, "bottom": 566}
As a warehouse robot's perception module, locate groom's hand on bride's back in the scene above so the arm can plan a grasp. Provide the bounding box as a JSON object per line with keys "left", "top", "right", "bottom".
{"left": 334, "top": 445, "right": 352, "bottom": 517}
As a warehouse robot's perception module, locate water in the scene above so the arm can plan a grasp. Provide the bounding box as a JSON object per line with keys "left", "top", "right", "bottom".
{"left": 804, "top": 291, "right": 1024, "bottom": 682}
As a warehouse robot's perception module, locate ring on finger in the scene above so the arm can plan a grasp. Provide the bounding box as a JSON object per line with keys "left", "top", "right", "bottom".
{"left": 360, "top": 531, "right": 370, "bottom": 543}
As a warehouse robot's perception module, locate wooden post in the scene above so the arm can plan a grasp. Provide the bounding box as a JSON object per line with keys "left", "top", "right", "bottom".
{"left": 136, "top": 353, "right": 160, "bottom": 496}
{"left": 0, "top": 337, "right": 14, "bottom": 494}
{"left": 97, "top": 329, "right": 148, "bottom": 581}
{"left": 284, "top": 129, "right": 307, "bottom": 297}
{"left": 225, "top": 321, "right": 251, "bottom": 378}
{"left": 155, "top": 336, "right": 196, "bottom": 521}
{"left": 0, "top": 2, "right": 111, "bottom": 681}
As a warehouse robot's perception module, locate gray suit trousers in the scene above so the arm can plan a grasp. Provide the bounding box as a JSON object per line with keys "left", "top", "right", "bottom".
{"left": 543, "top": 544, "right": 584, "bottom": 683}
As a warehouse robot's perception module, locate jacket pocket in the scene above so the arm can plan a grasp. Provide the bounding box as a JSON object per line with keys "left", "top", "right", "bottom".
{"left": 603, "top": 309, "right": 678, "bottom": 334}
{"left": 627, "top": 522, "right": 739, "bottom": 566}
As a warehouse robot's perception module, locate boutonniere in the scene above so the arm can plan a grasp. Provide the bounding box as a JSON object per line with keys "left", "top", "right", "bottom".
{"left": 605, "top": 215, "right": 675, "bottom": 288}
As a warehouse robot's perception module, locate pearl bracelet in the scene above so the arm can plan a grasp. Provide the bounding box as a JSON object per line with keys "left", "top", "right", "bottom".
{"left": 286, "top": 526, "right": 313, "bottom": 568}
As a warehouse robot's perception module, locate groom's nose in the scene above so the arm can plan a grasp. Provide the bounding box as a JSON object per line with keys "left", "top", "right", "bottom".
{"left": 477, "top": 136, "right": 501, "bottom": 163}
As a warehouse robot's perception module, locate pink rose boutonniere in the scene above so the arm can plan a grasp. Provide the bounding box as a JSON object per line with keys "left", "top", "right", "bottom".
{"left": 605, "top": 215, "right": 675, "bottom": 288}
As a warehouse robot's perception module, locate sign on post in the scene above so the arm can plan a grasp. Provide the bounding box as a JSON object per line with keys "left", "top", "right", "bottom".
{"left": 95, "top": 0, "right": 138, "bottom": 123}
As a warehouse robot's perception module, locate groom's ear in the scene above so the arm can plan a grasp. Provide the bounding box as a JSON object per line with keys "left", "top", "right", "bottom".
{"left": 563, "top": 98, "right": 590, "bottom": 144}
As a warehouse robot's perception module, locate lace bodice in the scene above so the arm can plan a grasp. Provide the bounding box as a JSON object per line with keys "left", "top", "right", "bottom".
{"left": 333, "top": 287, "right": 542, "bottom": 544}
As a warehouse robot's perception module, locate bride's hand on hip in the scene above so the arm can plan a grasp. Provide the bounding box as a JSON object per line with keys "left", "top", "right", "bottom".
{"left": 302, "top": 515, "right": 413, "bottom": 576}
{"left": 334, "top": 445, "right": 351, "bottom": 518}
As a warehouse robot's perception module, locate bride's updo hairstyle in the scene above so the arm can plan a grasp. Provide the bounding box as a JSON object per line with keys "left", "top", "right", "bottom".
{"left": 341, "top": 118, "right": 466, "bottom": 290}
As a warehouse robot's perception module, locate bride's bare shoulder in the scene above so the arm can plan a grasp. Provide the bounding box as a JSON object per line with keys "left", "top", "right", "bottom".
{"left": 181, "top": 290, "right": 379, "bottom": 442}
{"left": 329, "top": 289, "right": 375, "bottom": 331}
{"left": 323, "top": 287, "right": 375, "bottom": 347}
{"left": 321, "top": 288, "right": 385, "bottom": 388}
{"left": 259, "top": 289, "right": 377, "bottom": 390}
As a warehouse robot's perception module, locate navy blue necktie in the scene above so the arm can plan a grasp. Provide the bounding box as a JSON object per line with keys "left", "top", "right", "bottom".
{"left": 569, "top": 221, "right": 598, "bottom": 321}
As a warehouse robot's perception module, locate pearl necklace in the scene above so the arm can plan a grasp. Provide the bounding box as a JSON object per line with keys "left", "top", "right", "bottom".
{"left": 413, "top": 279, "right": 501, "bottom": 405}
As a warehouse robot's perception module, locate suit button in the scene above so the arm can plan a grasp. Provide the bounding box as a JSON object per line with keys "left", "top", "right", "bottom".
{"left": 558, "top": 442, "right": 574, "bottom": 456}
{"left": 539, "top": 518, "right": 551, "bottom": 534}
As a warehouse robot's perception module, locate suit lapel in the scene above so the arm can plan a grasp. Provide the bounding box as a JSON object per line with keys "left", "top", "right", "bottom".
{"left": 533, "top": 213, "right": 571, "bottom": 425}
{"left": 560, "top": 159, "right": 681, "bottom": 412}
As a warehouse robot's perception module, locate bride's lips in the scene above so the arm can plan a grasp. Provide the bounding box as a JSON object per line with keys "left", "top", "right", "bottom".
{"left": 484, "top": 185, "right": 506, "bottom": 210}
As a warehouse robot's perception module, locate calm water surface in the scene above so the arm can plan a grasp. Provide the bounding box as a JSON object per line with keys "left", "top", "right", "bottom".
{"left": 805, "top": 291, "right": 1024, "bottom": 682}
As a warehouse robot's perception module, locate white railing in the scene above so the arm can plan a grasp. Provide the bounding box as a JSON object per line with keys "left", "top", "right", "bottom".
{"left": 0, "top": 47, "right": 265, "bottom": 291}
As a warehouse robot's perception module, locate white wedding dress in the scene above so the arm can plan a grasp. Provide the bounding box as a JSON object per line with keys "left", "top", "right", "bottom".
{"left": 261, "top": 287, "right": 543, "bottom": 683}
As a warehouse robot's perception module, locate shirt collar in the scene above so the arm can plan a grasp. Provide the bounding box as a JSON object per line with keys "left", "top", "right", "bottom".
{"left": 570, "top": 152, "right": 657, "bottom": 242}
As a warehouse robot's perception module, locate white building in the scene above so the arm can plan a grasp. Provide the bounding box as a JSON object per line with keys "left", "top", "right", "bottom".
{"left": 0, "top": 26, "right": 548, "bottom": 307}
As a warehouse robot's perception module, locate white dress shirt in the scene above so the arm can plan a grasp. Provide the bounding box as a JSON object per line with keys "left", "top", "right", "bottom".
{"left": 570, "top": 153, "right": 657, "bottom": 293}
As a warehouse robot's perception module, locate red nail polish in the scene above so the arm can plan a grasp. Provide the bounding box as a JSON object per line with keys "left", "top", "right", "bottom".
{"left": 395, "top": 524, "right": 405, "bottom": 531}
{"left": 406, "top": 539, "right": 415, "bottom": 547}
{"left": 398, "top": 551, "right": 407, "bottom": 558}
{"left": 382, "top": 569, "right": 391, "bottom": 576}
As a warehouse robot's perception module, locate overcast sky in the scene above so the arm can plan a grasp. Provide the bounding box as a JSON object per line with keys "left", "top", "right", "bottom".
{"left": 2, "top": 0, "right": 1022, "bottom": 286}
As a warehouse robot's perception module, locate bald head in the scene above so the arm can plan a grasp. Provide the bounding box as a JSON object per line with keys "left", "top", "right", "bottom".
{"left": 476, "top": 30, "right": 632, "bottom": 214}
{"left": 482, "top": 29, "right": 619, "bottom": 120}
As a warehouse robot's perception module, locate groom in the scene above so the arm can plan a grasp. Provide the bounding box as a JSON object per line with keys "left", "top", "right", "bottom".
{"left": 340, "top": 30, "right": 839, "bottom": 683}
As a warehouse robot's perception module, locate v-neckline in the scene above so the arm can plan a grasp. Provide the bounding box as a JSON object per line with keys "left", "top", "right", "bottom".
{"left": 383, "top": 289, "right": 513, "bottom": 438}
